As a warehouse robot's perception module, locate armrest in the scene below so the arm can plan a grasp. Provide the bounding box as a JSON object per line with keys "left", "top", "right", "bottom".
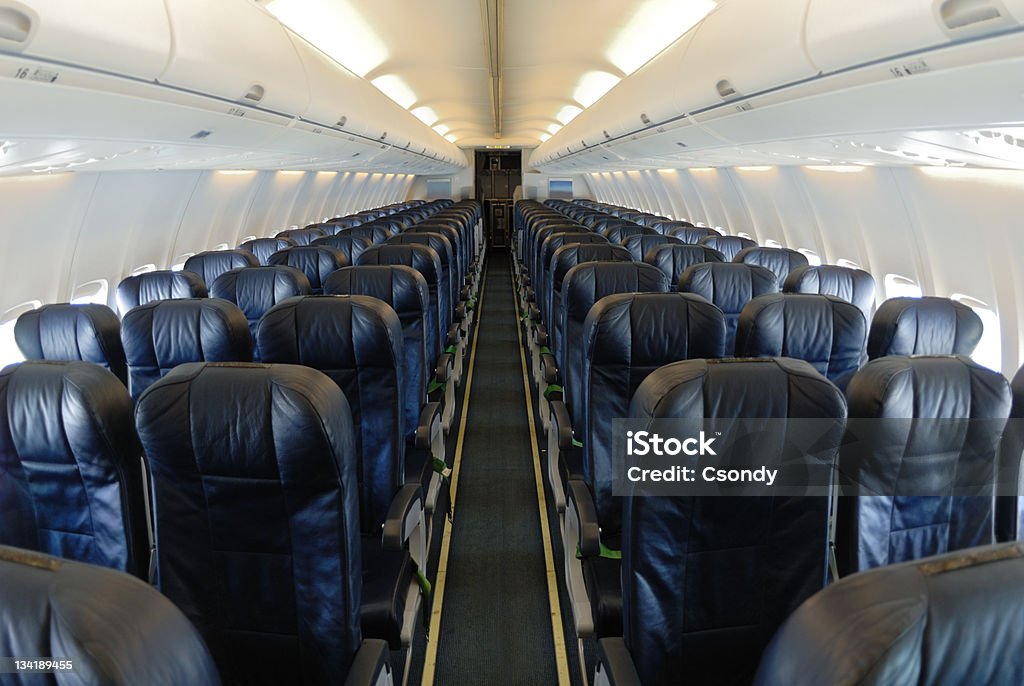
{"left": 461, "top": 285, "right": 471, "bottom": 301}
{"left": 596, "top": 638, "right": 642, "bottom": 686}
{"left": 550, "top": 400, "right": 574, "bottom": 451}
{"left": 446, "top": 324, "right": 461, "bottom": 350}
{"left": 415, "top": 402, "right": 442, "bottom": 451}
{"left": 382, "top": 482, "right": 423, "bottom": 551}
{"left": 540, "top": 352, "right": 560, "bottom": 388}
{"left": 528, "top": 302, "right": 541, "bottom": 324}
{"left": 455, "top": 302, "right": 467, "bottom": 321}
{"left": 534, "top": 324, "right": 548, "bottom": 349}
{"left": 526, "top": 287, "right": 536, "bottom": 304}
{"left": 344, "top": 639, "right": 391, "bottom": 686}
{"left": 434, "top": 353, "right": 453, "bottom": 384}
{"left": 568, "top": 480, "right": 602, "bottom": 558}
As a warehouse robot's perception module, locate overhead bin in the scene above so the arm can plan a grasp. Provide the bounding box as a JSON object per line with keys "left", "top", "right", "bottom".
{"left": 0, "top": 0, "right": 170, "bottom": 80}
{"left": 287, "top": 29, "right": 370, "bottom": 137}
{"left": 806, "top": 0, "right": 1024, "bottom": 73}
{"left": 160, "top": 0, "right": 309, "bottom": 116}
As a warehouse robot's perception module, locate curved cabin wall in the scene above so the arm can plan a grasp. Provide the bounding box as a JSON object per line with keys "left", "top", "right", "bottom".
{"left": 587, "top": 165, "right": 1024, "bottom": 373}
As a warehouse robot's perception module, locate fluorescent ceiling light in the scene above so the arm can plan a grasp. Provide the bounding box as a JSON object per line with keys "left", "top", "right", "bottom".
{"left": 278, "top": 170, "right": 305, "bottom": 175}
{"left": 804, "top": 165, "right": 866, "bottom": 173}
{"left": 445, "top": 134, "right": 458, "bottom": 143}
{"left": 216, "top": 170, "right": 257, "bottom": 175}
{"left": 657, "top": 168, "right": 677, "bottom": 173}
{"left": 736, "top": 166, "right": 773, "bottom": 172}
{"left": 371, "top": 75, "right": 417, "bottom": 109}
{"left": 574, "top": 71, "right": 621, "bottom": 108}
{"left": 411, "top": 107, "right": 439, "bottom": 126}
{"left": 556, "top": 105, "right": 583, "bottom": 125}
{"left": 547, "top": 124, "right": 563, "bottom": 135}
{"left": 539, "top": 133, "right": 551, "bottom": 142}
{"left": 688, "top": 167, "right": 716, "bottom": 172}
{"left": 433, "top": 124, "right": 450, "bottom": 136}
{"left": 263, "top": 0, "right": 387, "bottom": 78}
{"left": 607, "top": 0, "right": 716, "bottom": 75}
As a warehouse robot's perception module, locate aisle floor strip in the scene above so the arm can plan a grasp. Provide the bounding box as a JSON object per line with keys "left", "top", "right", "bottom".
{"left": 420, "top": 265, "right": 488, "bottom": 686}
{"left": 512, "top": 270, "right": 573, "bottom": 686}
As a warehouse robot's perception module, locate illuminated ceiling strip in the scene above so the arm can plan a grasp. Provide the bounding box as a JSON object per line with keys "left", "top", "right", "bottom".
{"left": 480, "top": 0, "right": 505, "bottom": 138}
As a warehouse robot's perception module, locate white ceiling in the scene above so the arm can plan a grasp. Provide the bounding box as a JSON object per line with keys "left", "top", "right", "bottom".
{"left": 280, "top": 0, "right": 711, "bottom": 149}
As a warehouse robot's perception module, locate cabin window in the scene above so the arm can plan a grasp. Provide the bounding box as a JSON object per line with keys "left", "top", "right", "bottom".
{"left": 952, "top": 294, "right": 1001, "bottom": 371}
{"left": 836, "top": 258, "right": 862, "bottom": 270}
{"left": 131, "top": 263, "right": 158, "bottom": 276}
{"left": 241, "top": 235, "right": 257, "bottom": 243}
{"left": 70, "top": 279, "right": 109, "bottom": 306}
{"left": 884, "top": 273, "right": 923, "bottom": 299}
{"left": 0, "top": 301, "right": 42, "bottom": 366}
{"left": 798, "top": 249, "right": 823, "bottom": 266}
{"left": 737, "top": 232, "right": 753, "bottom": 240}
{"left": 170, "top": 256, "right": 193, "bottom": 271}
{"left": 213, "top": 242, "right": 230, "bottom": 251}
{"left": 764, "top": 239, "right": 783, "bottom": 249}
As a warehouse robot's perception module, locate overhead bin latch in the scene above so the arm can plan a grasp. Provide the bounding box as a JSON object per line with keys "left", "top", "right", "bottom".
{"left": 0, "top": 2, "right": 35, "bottom": 48}
{"left": 716, "top": 79, "right": 742, "bottom": 101}
{"left": 241, "top": 83, "right": 265, "bottom": 103}
{"left": 937, "top": 0, "right": 1015, "bottom": 35}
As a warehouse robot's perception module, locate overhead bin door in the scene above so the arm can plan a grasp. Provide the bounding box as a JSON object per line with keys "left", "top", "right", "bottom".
{"left": 287, "top": 29, "right": 370, "bottom": 136}
{"left": 0, "top": 0, "right": 170, "bottom": 80}
{"left": 160, "top": 0, "right": 309, "bottom": 116}
{"left": 806, "top": 0, "right": 1024, "bottom": 73}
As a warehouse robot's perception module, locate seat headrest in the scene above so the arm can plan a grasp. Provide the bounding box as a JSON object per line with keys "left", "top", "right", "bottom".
{"left": 312, "top": 234, "right": 373, "bottom": 265}
{"left": 209, "top": 265, "right": 311, "bottom": 334}
{"left": 0, "top": 361, "right": 146, "bottom": 575}
{"left": 116, "top": 269, "right": 208, "bottom": 316}
{"left": 867, "top": 297, "right": 983, "bottom": 359}
{"left": 755, "top": 542, "right": 1024, "bottom": 686}
{"left": 735, "top": 294, "right": 867, "bottom": 387}
{"left": 604, "top": 225, "right": 658, "bottom": 245}
{"left": 340, "top": 224, "right": 394, "bottom": 244}
{"left": 356, "top": 244, "right": 442, "bottom": 283}
{"left": 550, "top": 243, "right": 633, "bottom": 286}
{"left": 643, "top": 243, "right": 725, "bottom": 285}
{"left": 267, "top": 246, "right": 347, "bottom": 292}
{"left": 564, "top": 262, "right": 671, "bottom": 319}
{"left": 323, "top": 266, "right": 429, "bottom": 324}
{"left": 699, "top": 234, "right": 757, "bottom": 260}
{"left": 135, "top": 362, "right": 363, "bottom": 682}
{"left": 121, "top": 298, "right": 253, "bottom": 400}
{"left": 622, "top": 234, "right": 683, "bottom": 261}
{"left": 386, "top": 233, "right": 452, "bottom": 265}
{"left": 15, "top": 303, "right": 127, "bottom": 385}
{"left": 183, "top": 250, "right": 259, "bottom": 288}
{"left": 239, "top": 237, "right": 297, "bottom": 265}
{"left": 0, "top": 545, "right": 220, "bottom": 686}
{"left": 783, "top": 264, "right": 876, "bottom": 320}
{"left": 679, "top": 262, "right": 779, "bottom": 313}
{"left": 275, "top": 226, "right": 326, "bottom": 246}
{"left": 734, "top": 246, "right": 809, "bottom": 283}
{"left": 540, "top": 232, "right": 608, "bottom": 259}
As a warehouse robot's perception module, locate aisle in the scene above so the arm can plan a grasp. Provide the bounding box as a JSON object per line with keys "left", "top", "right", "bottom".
{"left": 424, "top": 251, "right": 568, "bottom": 685}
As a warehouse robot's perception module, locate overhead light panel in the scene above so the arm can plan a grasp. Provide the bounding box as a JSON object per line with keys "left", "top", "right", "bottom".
{"left": 607, "top": 0, "right": 717, "bottom": 75}
{"left": 804, "top": 165, "right": 866, "bottom": 173}
{"left": 539, "top": 133, "right": 551, "bottom": 142}
{"left": 262, "top": 0, "right": 387, "bottom": 78}
{"left": 433, "top": 124, "right": 450, "bottom": 136}
{"left": 411, "top": 107, "right": 439, "bottom": 126}
{"left": 547, "top": 123, "right": 563, "bottom": 135}
{"left": 574, "top": 71, "right": 621, "bottom": 108}
{"left": 556, "top": 105, "right": 583, "bottom": 125}
{"left": 370, "top": 75, "right": 417, "bottom": 109}
{"left": 445, "top": 134, "right": 458, "bottom": 143}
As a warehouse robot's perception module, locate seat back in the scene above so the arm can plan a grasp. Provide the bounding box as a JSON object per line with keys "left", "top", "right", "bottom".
{"left": 643, "top": 243, "right": 725, "bottom": 285}
{"left": 239, "top": 237, "right": 297, "bottom": 265}
{"left": 603, "top": 224, "right": 658, "bottom": 245}
{"left": 837, "top": 355, "right": 1011, "bottom": 574}
{"left": 783, "top": 264, "right": 876, "bottom": 320}
{"left": 621, "top": 234, "right": 682, "bottom": 261}
{"left": 755, "top": 542, "right": 1024, "bottom": 686}
{"left": 734, "top": 246, "right": 809, "bottom": 283}
{"left": 409, "top": 223, "right": 467, "bottom": 280}
{"left": 276, "top": 226, "right": 326, "bottom": 246}
{"left": 267, "top": 245, "right": 347, "bottom": 294}
{"left": 679, "top": 262, "right": 779, "bottom": 353}
{"left": 0, "top": 545, "right": 220, "bottom": 686}
{"left": 579, "top": 293, "right": 727, "bottom": 537}
{"left": 15, "top": 303, "right": 128, "bottom": 385}
{"left": 342, "top": 224, "right": 394, "bottom": 245}
{"left": 312, "top": 234, "right": 374, "bottom": 266}
{"left": 736, "top": 293, "right": 866, "bottom": 388}
{"left": 121, "top": 299, "right": 253, "bottom": 400}
{"left": 0, "top": 361, "right": 147, "bottom": 577}
{"left": 868, "top": 296, "right": 983, "bottom": 359}
{"left": 324, "top": 265, "right": 431, "bottom": 438}
{"left": 386, "top": 233, "right": 456, "bottom": 320}
{"left": 257, "top": 296, "right": 406, "bottom": 531}
{"left": 996, "top": 365, "right": 1024, "bottom": 541}
{"left": 183, "top": 250, "right": 259, "bottom": 288}
{"left": 358, "top": 244, "right": 447, "bottom": 360}
{"left": 547, "top": 243, "right": 633, "bottom": 334}
{"left": 136, "top": 363, "right": 363, "bottom": 684}
{"left": 699, "top": 234, "right": 757, "bottom": 261}
{"left": 116, "top": 270, "right": 207, "bottom": 316}
{"left": 625, "top": 357, "right": 846, "bottom": 685}
{"left": 666, "top": 225, "right": 719, "bottom": 245}
{"left": 209, "top": 266, "right": 311, "bottom": 345}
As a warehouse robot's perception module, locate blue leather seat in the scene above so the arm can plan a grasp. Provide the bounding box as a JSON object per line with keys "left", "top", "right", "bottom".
{"left": 736, "top": 293, "right": 867, "bottom": 389}
{"left": 528, "top": 232, "right": 610, "bottom": 342}
{"left": 679, "top": 262, "right": 779, "bottom": 354}
{"left": 313, "top": 234, "right": 374, "bottom": 266}
{"left": 699, "top": 234, "right": 757, "bottom": 261}
{"left": 666, "top": 225, "right": 719, "bottom": 245}
{"left": 836, "top": 355, "right": 1011, "bottom": 575}
{"left": 256, "top": 297, "right": 432, "bottom": 649}
{"left": 621, "top": 234, "right": 682, "bottom": 262}
{"left": 15, "top": 303, "right": 127, "bottom": 385}
{"left": 755, "top": 542, "right": 1024, "bottom": 686}
{"left": 546, "top": 244, "right": 634, "bottom": 343}
{"left": 996, "top": 364, "right": 1024, "bottom": 542}
{"left": 209, "top": 265, "right": 311, "bottom": 345}
{"left": 602, "top": 224, "right": 658, "bottom": 245}
{"left": 121, "top": 299, "right": 253, "bottom": 400}
{"left": 528, "top": 224, "right": 587, "bottom": 283}
{"left": 0, "top": 361, "right": 148, "bottom": 578}
{"left": 116, "top": 269, "right": 207, "bottom": 316}
{"left": 867, "top": 296, "right": 983, "bottom": 358}
{"left": 267, "top": 245, "right": 347, "bottom": 294}
{"left": 734, "top": 246, "right": 809, "bottom": 283}
{"left": 136, "top": 363, "right": 393, "bottom": 685}
{"left": 783, "top": 264, "right": 876, "bottom": 320}
{"left": 0, "top": 545, "right": 220, "bottom": 686}
{"left": 239, "top": 236, "right": 297, "bottom": 266}
{"left": 643, "top": 243, "right": 725, "bottom": 286}
{"left": 276, "top": 226, "right": 326, "bottom": 246}
{"left": 183, "top": 249, "right": 259, "bottom": 288}
{"left": 341, "top": 224, "right": 395, "bottom": 245}
{"left": 594, "top": 357, "right": 846, "bottom": 686}
{"left": 386, "top": 232, "right": 461, "bottom": 325}
{"left": 407, "top": 224, "right": 469, "bottom": 287}
{"left": 552, "top": 293, "right": 727, "bottom": 638}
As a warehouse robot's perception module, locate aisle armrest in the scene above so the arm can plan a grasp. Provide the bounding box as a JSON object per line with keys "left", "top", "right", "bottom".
{"left": 594, "top": 638, "right": 642, "bottom": 686}
{"left": 345, "top": 639, "right": 393, "bottom": 686}
{"left": 567, "top": 480, "right": 602, "bottom": 558}
{"left": 382, "top": 483, "right": 423, "bottom": 552}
